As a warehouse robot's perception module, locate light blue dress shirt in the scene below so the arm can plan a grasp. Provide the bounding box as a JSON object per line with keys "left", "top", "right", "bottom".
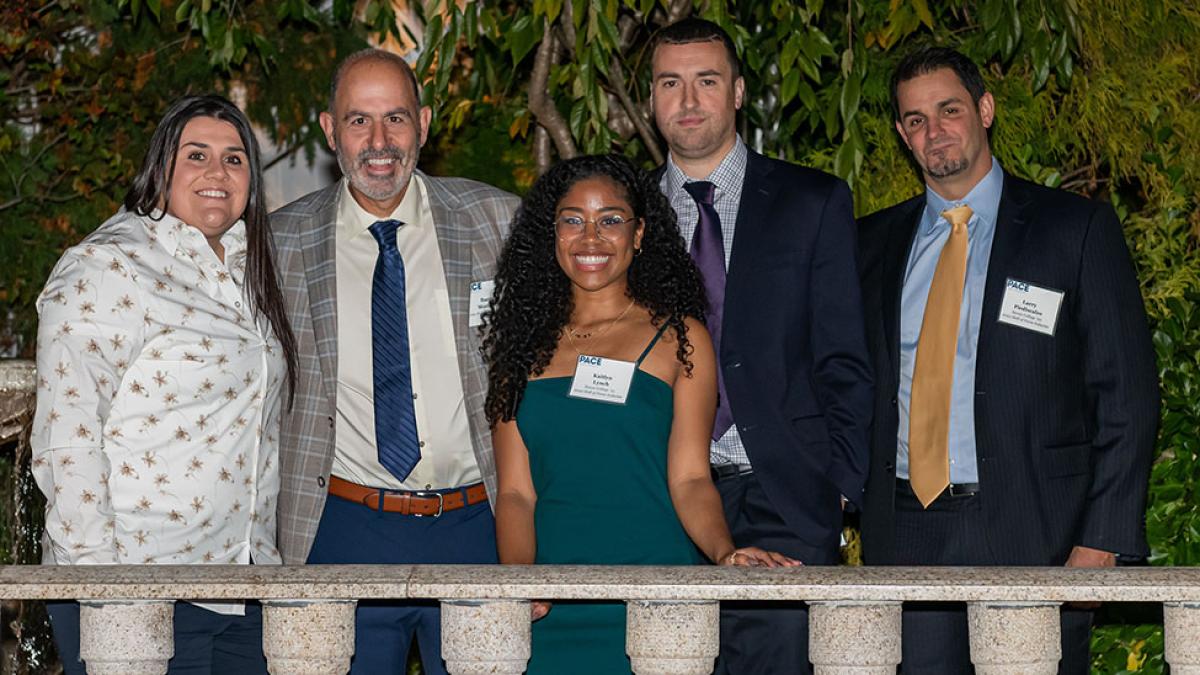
{"left": 897, "top": 158, "right": 1004, "bottom": 483}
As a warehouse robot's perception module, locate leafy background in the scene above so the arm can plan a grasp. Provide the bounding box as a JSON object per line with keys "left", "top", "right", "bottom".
{"left": 1, "top": 1, "right": 1197, "bottom": 672}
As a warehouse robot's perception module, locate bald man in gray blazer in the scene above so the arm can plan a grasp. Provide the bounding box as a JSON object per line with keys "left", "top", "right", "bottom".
{"left": 270, "top": 48, "right": 517, "bottom": 674}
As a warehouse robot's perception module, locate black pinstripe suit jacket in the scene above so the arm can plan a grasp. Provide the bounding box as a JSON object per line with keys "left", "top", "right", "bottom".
{"left": 858, "top": 173, "right": 1159, "bottom": 565}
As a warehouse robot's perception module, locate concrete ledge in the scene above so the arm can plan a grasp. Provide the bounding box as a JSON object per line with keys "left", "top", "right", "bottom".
{"left": 4, "top": 565, "right": 1200, "bottom": 603}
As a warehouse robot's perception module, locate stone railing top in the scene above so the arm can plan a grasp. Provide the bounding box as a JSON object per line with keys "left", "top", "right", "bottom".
{"left": 4, "top": 565, "right": 1200, "bottom": 603}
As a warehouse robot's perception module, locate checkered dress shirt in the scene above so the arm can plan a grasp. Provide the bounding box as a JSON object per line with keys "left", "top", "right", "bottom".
{"left": 661, "top": 140, "right": 751, "bottom": 468}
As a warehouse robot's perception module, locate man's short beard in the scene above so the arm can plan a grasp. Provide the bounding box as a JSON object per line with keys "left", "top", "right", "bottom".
{"left": 337, "top": 146, "right": 411, "bottom": 201}
{"left": 926, "top": 158, "right": 969, "bottom": 179}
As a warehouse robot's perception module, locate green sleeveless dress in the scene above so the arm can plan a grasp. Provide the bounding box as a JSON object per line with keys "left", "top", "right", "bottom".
{"left": 515, "top": 324, "right": 703, "bottom": 674}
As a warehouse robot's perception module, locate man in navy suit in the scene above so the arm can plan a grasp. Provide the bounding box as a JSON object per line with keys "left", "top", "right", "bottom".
{"left": 649, "top": 18, "right": 874, "bottom": 674}
{"left": 858, "top": 47, "right": 1158, "bottom": 673}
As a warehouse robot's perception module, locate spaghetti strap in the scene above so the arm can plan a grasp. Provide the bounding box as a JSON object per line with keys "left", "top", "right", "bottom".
{"left": 635, "top": 320, "right": 673, "bottom": 365}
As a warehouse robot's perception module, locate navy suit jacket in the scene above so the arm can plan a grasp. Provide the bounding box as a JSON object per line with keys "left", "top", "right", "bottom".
{"left": 858, "top": 173, "right": 1159, "bottom": 565}
{"left": 665, "top": 149, "right": 874, "bottom": 562}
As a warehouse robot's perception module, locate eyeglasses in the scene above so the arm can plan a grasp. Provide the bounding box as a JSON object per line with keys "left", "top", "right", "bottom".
{"left": 554, "top": 214, "right": 639, "bottom": 239}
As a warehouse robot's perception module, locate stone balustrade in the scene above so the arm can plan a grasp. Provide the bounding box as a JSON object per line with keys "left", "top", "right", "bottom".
{"left": 2, "top": 565, "right": 1200, "bottom": 674}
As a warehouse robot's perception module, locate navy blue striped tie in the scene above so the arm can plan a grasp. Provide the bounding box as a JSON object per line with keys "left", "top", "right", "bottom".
{"left": 368, "top": 219, "right": 421, "bottom": 481}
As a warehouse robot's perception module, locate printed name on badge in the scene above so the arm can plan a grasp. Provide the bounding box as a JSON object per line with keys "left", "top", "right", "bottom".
{"left": 468, "top": 279, "right": 495, "bottom": 328}
{"left": 568, "top": 354, "right": 637, "bottom": 405}
{"left": 997, "top": 277, "right": 1065, "bottom": 336}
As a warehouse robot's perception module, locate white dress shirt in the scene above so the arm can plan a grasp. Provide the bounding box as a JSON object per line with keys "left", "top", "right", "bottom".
{"left": 332, "top": 177, "right": 479, "bottom": 490}
{"left": 32, "top": 210, "right": 284, "bottom": 575}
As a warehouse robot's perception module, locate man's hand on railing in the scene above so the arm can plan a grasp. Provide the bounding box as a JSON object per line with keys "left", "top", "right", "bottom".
{"left": 718, "top": 547, "right": 802, "bottom": 568}
{"left": 531, "top": 600, "right": 552, "bottom": 621}
{"left": 1065, "top": 544, "right": 1117, "bottom": 609}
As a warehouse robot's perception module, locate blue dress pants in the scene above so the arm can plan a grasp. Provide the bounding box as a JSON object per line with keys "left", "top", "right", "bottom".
{"left": 47, "top": 599, "right": 267, "bottom": 675}
{"left": 306, "top": 490, "right": 498, "bottom": 675}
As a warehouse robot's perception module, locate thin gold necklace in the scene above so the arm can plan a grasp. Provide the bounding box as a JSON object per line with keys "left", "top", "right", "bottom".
{"left": 565, "top": 298, "right": 636, "bottom": 354}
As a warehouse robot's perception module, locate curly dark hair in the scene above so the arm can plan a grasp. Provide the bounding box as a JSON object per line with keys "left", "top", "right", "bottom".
{"left": 484, "top": 154, "right": 707, "bottom": 424}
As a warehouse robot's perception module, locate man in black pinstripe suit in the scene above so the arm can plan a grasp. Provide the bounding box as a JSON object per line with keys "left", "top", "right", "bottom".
{"left": 858, "top": 47, "right": 1158, "bottom": 674}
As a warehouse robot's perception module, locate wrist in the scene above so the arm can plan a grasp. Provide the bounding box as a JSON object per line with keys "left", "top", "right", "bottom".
{"left": 714, "top": 546, "right": 737, "bottom": 565}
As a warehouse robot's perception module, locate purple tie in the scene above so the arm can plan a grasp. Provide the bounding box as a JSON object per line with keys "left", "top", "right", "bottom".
{"left": 684, "top": 181, "right": 734, "bottom": 441}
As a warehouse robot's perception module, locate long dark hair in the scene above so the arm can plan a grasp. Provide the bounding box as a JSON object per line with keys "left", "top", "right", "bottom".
{"left": 483, "top": 154, "right": 706, "bottom": 424}
{"left": 124, "top": 94, "right": 298, "bottom": 405}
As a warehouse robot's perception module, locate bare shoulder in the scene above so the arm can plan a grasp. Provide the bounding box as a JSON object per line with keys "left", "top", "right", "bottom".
{"left": 659, "top": 317, "right": 713, "bottom": 360}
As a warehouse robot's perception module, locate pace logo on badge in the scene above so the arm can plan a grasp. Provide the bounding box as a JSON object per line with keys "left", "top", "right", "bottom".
{"left": 997, "top": 277, "right": 1065, "bottom": 336}
{"left": 568, "top": 354, "right": 637, "bottom": 404}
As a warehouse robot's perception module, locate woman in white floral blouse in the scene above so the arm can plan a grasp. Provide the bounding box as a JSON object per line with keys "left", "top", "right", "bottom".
{"left": 32, "top": 94, "right": 297, "bottom": 674}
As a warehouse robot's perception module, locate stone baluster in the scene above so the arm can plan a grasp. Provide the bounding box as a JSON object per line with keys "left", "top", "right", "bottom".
{"left": 262, "top": 600, "right": 356, "bottom": 674}
{"left": 440, "top": 599, "right": 531, "bottom": 674}
{"left": 1165, "top": 602, "right": 1200, "bottom": 674}
{"left": 78, "top": 601, "right": 174, "bottom": 675}
{"left": 809, "top": 601, "right": 902, "bottom": 674}
{"left": 625, "top": 600, "right": 719, "bottom": 675}
{"left": 968, "top": 602, "right": 1061, "bottom": 674}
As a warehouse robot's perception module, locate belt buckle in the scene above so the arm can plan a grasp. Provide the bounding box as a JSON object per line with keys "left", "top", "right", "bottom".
{"left": 412, "top": 491, "right": 444, "bottom": 517}
{"left": 947, "top": 483, "right": 975, "bottom": 497}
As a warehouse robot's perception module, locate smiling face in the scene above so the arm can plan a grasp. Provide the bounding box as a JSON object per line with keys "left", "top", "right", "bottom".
{"left": 166, "top": 116, "right": 250, "bottom": 248}
{"left": 651, "top": 40, "right": 744, "bottom": 178}
{"left": 320, "top": 58, "right": 432, "bottom": 217}
{"left": 554, "top": 176, "right": 645, "bottom": 297}
{"left": 894, "top": 67, "right": 995, "bottom": 200}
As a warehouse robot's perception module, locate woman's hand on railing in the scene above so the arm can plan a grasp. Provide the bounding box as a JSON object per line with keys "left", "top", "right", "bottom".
{"left": 532, "top": 600, "right": 552, "bottom": 621}
{"left": 718, "top": 547, "right": 802, "bottom": 568}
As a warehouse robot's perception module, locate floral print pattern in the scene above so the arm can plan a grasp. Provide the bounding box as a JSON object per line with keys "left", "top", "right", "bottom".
{"left": 32, "top": 210, "right": 283, "bottom": 567}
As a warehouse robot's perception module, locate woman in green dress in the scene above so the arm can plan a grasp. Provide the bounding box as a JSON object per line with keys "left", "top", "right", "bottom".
{"left": 484, "top": 155, "right": 798, "bottom": 674}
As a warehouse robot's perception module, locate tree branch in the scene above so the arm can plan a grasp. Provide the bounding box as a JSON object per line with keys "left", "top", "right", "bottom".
{"left": 528, "top": 19, "right": 578, "bottom": 163}
{"left": 534, "top": 126, "right": 553, "bottom": 176}
{"left": 607, "top": 59, "right": 663, "bottom": 165}
{"left": 1, "top": 131, "right": 68, "bottom": 210}
{"left": 560, "top": 0, "right": 577, "bottom": 55}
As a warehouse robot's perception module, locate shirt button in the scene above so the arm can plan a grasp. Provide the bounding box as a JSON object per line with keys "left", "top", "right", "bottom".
{"left": 328, "top": 416, "right": 334, "bottom": 429}
{"left": 412, "top": 393, "right": 419, "bottom": 400}
{"left": 317, "top": 476, "right": 326, "bottom": 488}
{"left": 235, "top": 301, "right": 242, "bottom": 308}
{"left": 418, "top": 441, "right": 426, "bottom": 448}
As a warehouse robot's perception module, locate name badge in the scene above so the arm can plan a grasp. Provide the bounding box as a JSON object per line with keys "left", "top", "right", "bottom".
{"left": 568, "top": 354, "right": 637, "bottom": 405}
{"left": 468, "top": 279, "right": 495, "bottom": 328}
{"left": 997, "top": 277, "right": 1065, "bottom": 336}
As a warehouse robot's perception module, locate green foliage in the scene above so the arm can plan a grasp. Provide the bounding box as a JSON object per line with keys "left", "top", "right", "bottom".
{"left": 0, "top": 0, "right": 387, "bottom": 352}
{"left": 1092, "top": 622, "right": 1165, "bottom": 674}
{"left": 1, "top": 1, "right": 1199, "bottom": 673}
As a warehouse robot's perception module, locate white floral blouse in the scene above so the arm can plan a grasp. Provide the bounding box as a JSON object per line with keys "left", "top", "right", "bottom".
{"left": 32, "top": 209, "right": 284, "bottom": 567}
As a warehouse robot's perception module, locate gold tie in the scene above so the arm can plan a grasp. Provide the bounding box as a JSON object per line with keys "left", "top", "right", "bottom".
{"left": 908, "top": 204, "right": 973, "bottom": 507}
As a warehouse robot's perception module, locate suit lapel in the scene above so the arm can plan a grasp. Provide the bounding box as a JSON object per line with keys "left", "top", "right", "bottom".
{"left": 976, "top": 173, "right": 1033, "bottom": 369}
{"left": 423, "top": 175, "right": 473, "bottom": 364}
{"left": 724, "top": 151, "right": 776, "bottom": 336}
{"left": 300, "top": 186, "right": 341, "bottom": 405}
{"left": 883, "top": 199, "right": 923, "bottom": 374}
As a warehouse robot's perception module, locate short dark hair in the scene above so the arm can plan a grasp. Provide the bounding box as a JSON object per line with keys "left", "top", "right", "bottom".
{"left": 329, "top": 48, "right": 421, "bottom": 113}
{"left": 650, "top": 17, "right": 741, "bottom": 79}
{"left": 124, "top": 95, "right": 297, "bottom": 406}
{"left": 891, "top": 47, "right": 987, "bottom": 119}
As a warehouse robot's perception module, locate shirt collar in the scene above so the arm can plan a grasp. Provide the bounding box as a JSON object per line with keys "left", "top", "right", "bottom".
{"left": 922, "top": 157, "right": 1004, "bottom": 233}
{"left": 664, "top": 136, "right": 747, "bottom": 203}
{"left": 140, "top": 209, "right": 248, "bottom": 262}
{"left": 337, "top": 174, "right": 428, "bottom": 242}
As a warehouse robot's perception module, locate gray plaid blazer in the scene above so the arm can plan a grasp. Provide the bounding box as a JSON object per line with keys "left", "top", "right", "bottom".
{"left": 270, "top": 173, "right": 518, "bottom": 564}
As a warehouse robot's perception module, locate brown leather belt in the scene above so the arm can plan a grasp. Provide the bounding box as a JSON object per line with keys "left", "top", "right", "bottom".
{"left": 328, "top": 476, "right": 488, "bottom": 517}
